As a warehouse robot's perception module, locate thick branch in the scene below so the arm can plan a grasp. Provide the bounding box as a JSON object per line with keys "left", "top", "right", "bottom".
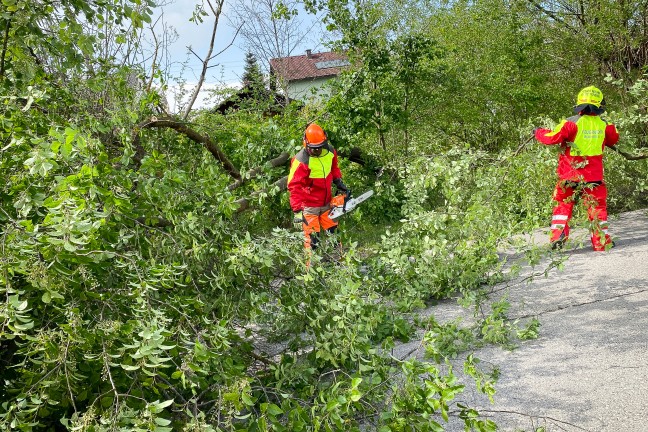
{"left": 132, "top": 118, "right": 242, "bottom": 180}
{"left": 227, "top": 152, "right": 290, "bottom": 190}
{"left": 0, "top": 15, "right": 12, "bottom": 79}
{"left": 610, "top": 145, "right": 648, "bottom": 160}
{"left": 337, "top": 146, "right": 370, "bottom": 166}
{"left": 230, "top": 146, "right": 383, "bottom": 213}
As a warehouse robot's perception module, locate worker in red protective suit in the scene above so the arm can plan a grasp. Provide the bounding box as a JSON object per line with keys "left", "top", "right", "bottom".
{"left": 535, "top": 86, "right": 619, "bottom": 251}
{"left": 287, "top": 123, "right": 348, "bottom": 251}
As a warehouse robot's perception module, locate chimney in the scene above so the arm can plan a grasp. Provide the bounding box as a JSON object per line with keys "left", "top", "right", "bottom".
{"left": 306, "top": 49, "right": 312, "bottom": 58}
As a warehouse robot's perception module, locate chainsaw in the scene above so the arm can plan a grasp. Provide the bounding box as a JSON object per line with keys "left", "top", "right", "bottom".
{"left": 329, "top": 190, "right": 374, "bottom": 220}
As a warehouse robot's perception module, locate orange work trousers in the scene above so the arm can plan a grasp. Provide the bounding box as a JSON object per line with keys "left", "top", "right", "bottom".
{"left": 302, "top": 205, "right": 338, "bottom": 250}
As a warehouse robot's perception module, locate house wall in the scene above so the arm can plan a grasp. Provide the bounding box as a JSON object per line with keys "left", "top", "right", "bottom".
{"left": 287, "top": 77, "right": 334, "bottom": 103}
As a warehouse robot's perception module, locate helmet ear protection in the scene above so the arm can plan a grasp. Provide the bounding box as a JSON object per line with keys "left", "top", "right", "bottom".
{"left": 303, "top": 123, "right": 328, "bottom": 148}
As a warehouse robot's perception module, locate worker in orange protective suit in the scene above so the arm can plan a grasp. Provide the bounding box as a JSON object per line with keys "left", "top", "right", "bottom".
{"left": 535, "top": 86, "right": 619, "bottom": 251}
{"left": 287, "top": 123, "right": 348, "bottom": 251}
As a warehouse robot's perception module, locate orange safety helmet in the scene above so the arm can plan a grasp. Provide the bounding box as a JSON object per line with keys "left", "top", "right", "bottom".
{"left": 303, "top": 123, "right": 328, "bottom": 148}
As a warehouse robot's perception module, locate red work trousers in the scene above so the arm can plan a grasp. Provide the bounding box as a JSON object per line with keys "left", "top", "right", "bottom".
{"left": 550, "top": 181, "right": 612, "bottom": 251}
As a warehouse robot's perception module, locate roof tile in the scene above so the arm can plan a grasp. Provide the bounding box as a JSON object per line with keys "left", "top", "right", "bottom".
{"left": 270, "top": 51, "right": 349, "bottom": 82}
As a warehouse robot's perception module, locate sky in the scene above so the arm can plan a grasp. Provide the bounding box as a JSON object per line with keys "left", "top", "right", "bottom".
{"left": 152, "top": 0, "right": 328, "bottom": 111}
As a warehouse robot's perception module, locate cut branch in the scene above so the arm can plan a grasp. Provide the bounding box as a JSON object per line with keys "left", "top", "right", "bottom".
{"left": 132, "top": 117, "right": 242, "bottom": 180}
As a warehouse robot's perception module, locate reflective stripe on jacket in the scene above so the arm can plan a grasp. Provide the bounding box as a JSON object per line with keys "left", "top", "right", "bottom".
{"left": 287, "top": 144, "right": 342, "bottom": 212}
{"left": 535, "top": 114, "right": 619, "bottom": 182}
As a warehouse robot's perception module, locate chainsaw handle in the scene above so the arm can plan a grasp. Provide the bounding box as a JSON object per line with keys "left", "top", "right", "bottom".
{"left": 343, "top": 189, "right": 351, "bottom": 212}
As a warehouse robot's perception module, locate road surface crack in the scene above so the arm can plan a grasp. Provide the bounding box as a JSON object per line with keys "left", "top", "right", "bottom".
{"left": 515, "top": 288, "right": 648, "bottom": 319}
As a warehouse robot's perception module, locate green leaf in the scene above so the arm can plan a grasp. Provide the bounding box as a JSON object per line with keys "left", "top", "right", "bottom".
{"left": 266, "top": 403, "right": 283, "bottom": 416}
{"left": 22, "top": 96, "right": 34, "bottom": 111}
{"left": 154, "top": 417, "right": 171, "bottom": 426}
{"left": 48, "top": 291, "right": 65, "bottom": 300}
{"left": 13, "top": 321, "right": 34, "bottom": 331}
{"left": 241, "top": 393, "right": 255, "bottom": 406}
{"left": 223, "top": 392, "right": 238, "bottom": 402}
{"left": 41, "top": 161, "right": 54, "bottom": 176}
{"left": 349, "top": 389, "right": 362, "bottom": 402}
{"left": 120, "top": 364, "right": 140, "bottom": 371}
{"left": 157, "top": 399, "right": 174, "bottom": 409}
{"left": 148, "top": 399, "right": 174, "bottom": 414}
{"left": 326, "top": 400, "right": 339, "bottom": 412}
{"left": 61, "top": 140, "right": 73, "bottom": 157}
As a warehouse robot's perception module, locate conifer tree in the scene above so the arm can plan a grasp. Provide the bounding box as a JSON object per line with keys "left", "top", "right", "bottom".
{"left": 242, "top": 51, "right": 265, "bottom": 94}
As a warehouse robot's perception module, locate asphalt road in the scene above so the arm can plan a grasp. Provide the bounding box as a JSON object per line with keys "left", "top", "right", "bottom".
{"left": 395, "top": 209, "right": 648, "bottom": 432}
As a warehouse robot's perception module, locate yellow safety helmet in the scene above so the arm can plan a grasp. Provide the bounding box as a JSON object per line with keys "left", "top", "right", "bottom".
{"left": 576, "top": 86, "right": 604, "bottom": 107}
{"left": 574, "top": 86, "right": 605, "bottom": 114}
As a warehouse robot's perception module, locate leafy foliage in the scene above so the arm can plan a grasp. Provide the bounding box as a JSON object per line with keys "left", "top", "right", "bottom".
{"left": 3, "top": 0, "right": 648, "bottom": 431}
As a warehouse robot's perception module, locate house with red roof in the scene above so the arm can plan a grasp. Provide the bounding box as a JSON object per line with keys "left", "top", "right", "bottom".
{"left": 269, "top": 50, "right": 350, "bottom": 103}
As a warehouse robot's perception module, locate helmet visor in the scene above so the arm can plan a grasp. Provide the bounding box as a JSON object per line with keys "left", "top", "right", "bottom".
{"left": 306, "top": 139, "right": 327, "bottom": 149}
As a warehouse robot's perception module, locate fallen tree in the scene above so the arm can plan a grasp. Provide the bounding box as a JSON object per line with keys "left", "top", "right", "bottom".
{"left": 131, "top": 117, "right": 381, "bottom": 215}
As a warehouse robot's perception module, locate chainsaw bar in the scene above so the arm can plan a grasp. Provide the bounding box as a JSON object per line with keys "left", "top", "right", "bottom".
{"left": 329, "top": 190, "right": 374, "bottom": 220}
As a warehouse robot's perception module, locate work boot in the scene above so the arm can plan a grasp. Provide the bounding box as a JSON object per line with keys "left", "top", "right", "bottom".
{"left": 551, "top": 233, "right": 567, "bottom": 250}
{"left": 592, "top": 231, "right": 614, "bottom": 251}
{"left": 593, "top": 240, "right": 615, "bottom": 252}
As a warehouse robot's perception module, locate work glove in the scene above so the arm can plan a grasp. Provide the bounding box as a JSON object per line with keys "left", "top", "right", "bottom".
{"left": 293, "top": 211, "right": 305, "bottom": 229}
{"left": 333, "top": 178, "right": 349, "bottom": 194}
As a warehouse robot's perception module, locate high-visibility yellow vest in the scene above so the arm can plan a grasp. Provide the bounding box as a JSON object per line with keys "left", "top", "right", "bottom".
{"left": 568, "top": 115, "right": 607, "bottom": 157}
{"left": 288, "top": 147, "right": 334, "bottom": 182}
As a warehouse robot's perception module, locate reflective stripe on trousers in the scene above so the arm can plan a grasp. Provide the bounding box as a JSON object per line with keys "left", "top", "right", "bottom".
{"left": 550, "top": 180, "right": 612, "bottom": 250}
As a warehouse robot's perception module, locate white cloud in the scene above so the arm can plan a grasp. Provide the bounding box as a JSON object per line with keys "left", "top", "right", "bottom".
{"left": 164, "top": 81, "right": 241, "bottom": 113}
